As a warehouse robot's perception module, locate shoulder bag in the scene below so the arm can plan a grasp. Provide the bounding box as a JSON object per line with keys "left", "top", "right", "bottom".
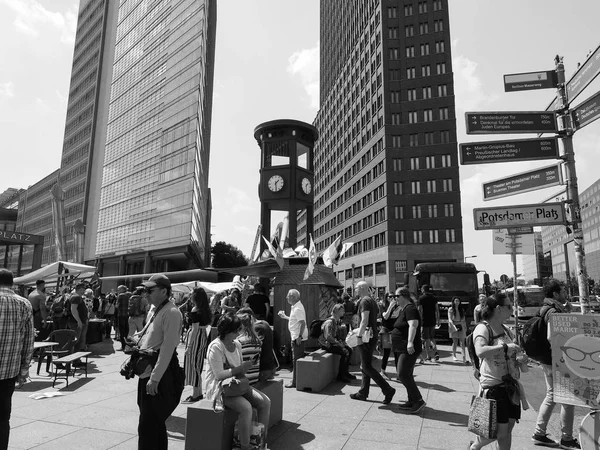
{"left": 220, "top": 342, "right": 250, "bottom": 397}
{"left": 468, "top": 390, "right": 498, "bottom": 439}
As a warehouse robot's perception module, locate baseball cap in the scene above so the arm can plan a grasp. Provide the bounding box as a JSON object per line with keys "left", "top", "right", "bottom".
{"left": 141, "top": 274, "right": 171, "bottom": 290}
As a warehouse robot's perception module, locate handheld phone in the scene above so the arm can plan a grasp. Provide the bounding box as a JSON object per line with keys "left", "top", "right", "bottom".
{"left": 252, "top": 353, "right": 260, "bottom": 363}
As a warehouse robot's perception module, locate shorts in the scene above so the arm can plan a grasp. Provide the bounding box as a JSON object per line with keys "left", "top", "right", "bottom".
{"left": 485, "top": 385, "right": 521, "bottom": 424}
{"left": 422, "top": 326, "right": 435, "bottom": 340}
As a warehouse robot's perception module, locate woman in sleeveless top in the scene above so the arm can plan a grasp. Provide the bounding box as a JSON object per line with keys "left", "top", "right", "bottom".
{"left": 469, "top": 293, "right": 529, "bottom": 450}
{"left": 182, "top": 287, "right": 212, "bottom": 403}
{"left": 448, "top": 297, "right": 468, "bottom": 364}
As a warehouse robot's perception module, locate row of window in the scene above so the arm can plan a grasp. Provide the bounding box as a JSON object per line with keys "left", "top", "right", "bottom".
{"left": 393, "top": 203, "right": 455, "bottom": 219}
{"left": 389, "top": 0, "right": 443, "bottom": 18}
{"left": 343, "top": 261, "right": 387, "bottom": 280}
{"left": 405, "top": 62, "right": 447, "bottom": 78}
{"left": 394, "top": 178, "right": 454, "bottom": 194}
{"left": 394, "top": 228, "right": 456, "bottom": 245}
{"left": 390, "top": 130, "right": 452, "bottom": 148}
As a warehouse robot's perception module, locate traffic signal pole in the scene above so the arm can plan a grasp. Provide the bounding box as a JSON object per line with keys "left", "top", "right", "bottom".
{"left": 555, "top": 56, "right": 591, "bottom": 314}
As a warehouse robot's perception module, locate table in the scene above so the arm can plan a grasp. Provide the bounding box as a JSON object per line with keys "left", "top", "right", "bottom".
{"left": 34, "top": 341, "right": 58, "bottom": 375}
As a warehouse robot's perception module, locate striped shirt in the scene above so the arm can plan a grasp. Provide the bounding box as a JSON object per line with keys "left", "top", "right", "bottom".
{"left": 0, "top": 287, "right": 35, "bottom": 380}
{"left": 237, "top": 335, "right": 261, "bottom": 385}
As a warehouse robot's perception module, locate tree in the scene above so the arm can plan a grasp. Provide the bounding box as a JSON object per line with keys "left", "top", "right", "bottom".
{"left": 211, "top": 241, "right": 248, "bottom": 268}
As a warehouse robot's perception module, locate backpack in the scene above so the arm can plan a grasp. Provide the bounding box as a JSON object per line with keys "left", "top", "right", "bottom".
{"left": 522, "top": 305, "right": 553, "bottom": 362}
{"left": 309, "top": 319, "right": 326, "bottom": 339}
{"left": 128, "top": 295, "right": 143, "bottom": 316}
{"left": 466, "top": 321, "right": 509, "bottom": 380}
{"left": 51, "top": 295, "right": 66, "bottom": 315}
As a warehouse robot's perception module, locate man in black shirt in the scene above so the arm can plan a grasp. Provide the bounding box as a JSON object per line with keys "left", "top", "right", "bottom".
{"left": 68, "top": 283, "right": 89, "bottom": 353}
{"left": 244, "top": 283, "right": 271, "bottom": 321}
{"left": 417, "top": 285, "right": 439, "bottom": 362}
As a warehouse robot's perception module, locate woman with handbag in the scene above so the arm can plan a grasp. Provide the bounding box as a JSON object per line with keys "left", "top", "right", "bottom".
{"left": 448, "top": 296, "right": 468, "bottom": 364}
{"left": 203, "top": 313, "right": 271, "bottom": 450}
{"left": 469, "top": 293, "right": 528, "bottom": 450}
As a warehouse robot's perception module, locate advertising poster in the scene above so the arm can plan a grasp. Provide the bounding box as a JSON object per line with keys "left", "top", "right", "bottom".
{"left": 550, "top": 313, "right": 600, "bottom": 408}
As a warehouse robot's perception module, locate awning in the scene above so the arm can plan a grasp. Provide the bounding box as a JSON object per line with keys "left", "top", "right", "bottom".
{"left": 14, "top": 261, "right": 98, "bottom": 286}
{"left": 98, "top": 268, "right": 218, "bottom": 284}
{"left": 171, "top": 281, "right": 235, "bottom": 295}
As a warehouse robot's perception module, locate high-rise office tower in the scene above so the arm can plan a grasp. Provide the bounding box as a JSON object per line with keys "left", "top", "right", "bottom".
{"left": 93, "top": 0, "right": 216, "bottom": 278}
{"left": 314, "top": 0, "right": 463, "bottom": 293}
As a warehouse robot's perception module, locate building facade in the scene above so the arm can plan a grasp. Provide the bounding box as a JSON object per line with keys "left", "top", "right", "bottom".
{"left": 314, "top": 0, "right": 463, "bottom": 293}
{"left": 521, "top": 231, "right": 552, "bottom": 285}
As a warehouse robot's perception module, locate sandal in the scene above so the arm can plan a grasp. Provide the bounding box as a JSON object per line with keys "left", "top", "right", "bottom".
{"left": 182, "top": 395, "right": 203, "bottom": 403}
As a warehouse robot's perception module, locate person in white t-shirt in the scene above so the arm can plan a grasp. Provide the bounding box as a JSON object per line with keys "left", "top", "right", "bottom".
{"left": 278, "top": 289, "right": 308, "bottom": 388}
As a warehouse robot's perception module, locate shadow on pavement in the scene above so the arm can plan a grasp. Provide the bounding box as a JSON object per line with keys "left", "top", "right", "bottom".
{"left": 416, "top": 381, "right": 455, "bottom": 393}
{"left": 268, "top": 421, "right": 316, "bottom": 450}
{"left": 57, "top": 377, "right": 94, "bottom": 391}
{"left": 424, "top": 407, "right": 469, "bottom": 426}
{"left": 16, "top": 380, "right": 56, "bottom": 392}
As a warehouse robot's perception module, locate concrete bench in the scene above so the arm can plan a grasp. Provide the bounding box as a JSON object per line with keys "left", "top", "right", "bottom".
{"left": 51, "top": 351, "right": 92, "bottom": 387}
{"left": 296, "top": 348, "right": 341, "bottom": 392}
{"left": 184, "top": 378, "right": 283, "bottom": 450}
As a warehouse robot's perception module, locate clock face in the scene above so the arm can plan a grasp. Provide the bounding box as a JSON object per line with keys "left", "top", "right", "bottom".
{"left": 301, "top": 177, "right": 312, "bottom": 194}
{"left": 268, "top": 175, "right": 284, "bottom": 192}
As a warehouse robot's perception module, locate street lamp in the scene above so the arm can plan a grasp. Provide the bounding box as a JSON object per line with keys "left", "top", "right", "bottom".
{"left": 464, "top": 255, "right": 477, "bottom": 263}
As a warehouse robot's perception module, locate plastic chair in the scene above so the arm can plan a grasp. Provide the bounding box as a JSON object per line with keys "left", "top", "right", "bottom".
{"left": 37, "top": 329, "right": 76, "bottom": 375}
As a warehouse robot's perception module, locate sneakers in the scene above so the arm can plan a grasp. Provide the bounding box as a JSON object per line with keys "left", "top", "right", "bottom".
{"left": 397, "top": 401, "right": 413, "bottom": 410}
{"left": 453, "top": 356, "right": 459, "bottom": 361}
{"left": 285, "top": 383, "right": 296, "bottom": 389}
{"left": 434, "top": 352, "right": 440, "bottom": 361}
{"left": 532, "top": 433, "right": 559, "bottom": 447}
{"left": 406, "top": 399, "right": 426, "bottom": 414}
{"left": 560, "top": 438, "right": 581, "bottom": 449}
{"left": 382, "top": 388, "right": 396, "bottom": 405}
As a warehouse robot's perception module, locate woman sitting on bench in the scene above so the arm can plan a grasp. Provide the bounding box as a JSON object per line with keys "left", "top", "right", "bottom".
{"left": 203, "top": 313, "right": 271, "bottom": 450}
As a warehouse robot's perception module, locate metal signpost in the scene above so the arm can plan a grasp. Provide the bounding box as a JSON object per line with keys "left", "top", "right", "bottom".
{"left": 482, "top": 164, "right": 563, "bottom": 201}
{"left": 473, "top": 203, "right": 566, "bottom": 230}
{"left": 465, "top": 111, "right": 557, "bottom": 134}
{"left": 460, "top": 137, "right": 559, "bottom": 165}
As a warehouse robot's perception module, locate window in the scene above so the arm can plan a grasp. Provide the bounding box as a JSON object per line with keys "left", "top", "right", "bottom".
{"left": 406, "top": 67, "right": 416, "bottom": 79}
{"left": 388, "top": 6, "right": 397, "bottom": 18}
{"left": 418, "top": 1, "right": 428, "bottom": 13}
{"left": 429, "top": 205, "right": 438, "bottom": 218}
{"left": 376, "top": 261, "right": 387, "bottom": 275}
{"left": 389, "top": 27, "right": 398, "bottom": 39}
{"left": 426, "top": 180, "right": 436, "bottom": 193}
{"left": 395, "top": 260, "right": 408, "bottom": 272}
{"left": 413, "top": 230, "right": 423, "bottom": 243}
{"left": 422, "top": 86, "right": 432, "bottom": 98}
{"left": 391, "top": 91, "right": 401, "bottom": 103}
{"left": 411, "top": 181, "right": 421, "bottom": 194}
{"left": 393, "top": 182, "right": 403, "bottom": 195}
{"left": 408, "top": 111, "right": 418, "bottom": 123}
{"left": 434, "top": 19, "right": 444, "bottom": 32}
{"left": 405, "top": 25, "right": 414, "bottom": 37}
{"left": 389, "top": 48, "right": 400, "bottom": 60}
{"left": 444, "top": 203, "right": 454, "bottom": 217}
{"left": 409, "top": 134, "right": 419, "bottom": 147}
{"left": 423, "top": 109, "right": 433, "bottom": 122}
{"left": 389, "top": 69, "right": 401, "bottom": 81}
{"left": 393, "top": 158, "right": 402, "bottom": 171}
{"left": 395, "top": 231, "right": 405, "bottom": 244}
{"left": 425, "top": 155, "right": 435, "bottom": 168}
{"left": 421, "top": 65, "right": 431, "bottom": 77}
{"left": 420, "top": 43, "right": 430, "bottom": 56}
{"left": 442, "top": 179, "right": 453, "bottom": 191}
{"left": 441, "top": 154, "right": 451, "bottom": 167}
{"left": 437, "top": 62, "right": 447, "bottom": 74}
{"left": 439, "top": 107, "right": 449, "bottom": 120}
{"left": 440, "top": 130, "right": 451, "bottom": 143}
{"left": 433, "top": 0, "right": 442, "bottom": 11}
{"left": 410, "top": 157, "right": 420, "bottom": 170}
{"left": 391, "top": 113, "right": 401, "bottom": 125}
{"left": 394, "top": 206, "right": 404, "bottom": 219}
{"left": 391, "top": 135, "right": 402, "bottom": 147}
{"left": 364, "top": 264, "right": 374, "bottom": 277}
{"left": 446, "top": 229, "right": 456, "bottom": 242}
{"left": 419, "top": 23, "right": 429, "bottom": 34}
{"left": 412, "top": 205, "right": 422, "bottom": 218}
{"left": 429, "top": 230, "right": 439, "bottom": 243}
{"left": 404, "top": 5, "right": 413, "bottom": 16}
{"left": 436, "top": 41, "right": 445, "bottom": 53}
{"left": 406, "top": 46, "right": 415, "bottom": 58}
{"left": 438, "top": 84, "right": 448, "bottom": 96}
{"left": 408, "top": 88, "right": 417, "bottom": 101}
{"left": 424, "top": 132, "right": 435, "bottom": 145}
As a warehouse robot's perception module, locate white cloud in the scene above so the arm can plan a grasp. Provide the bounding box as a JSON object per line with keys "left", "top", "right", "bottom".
{"left": 225, "top": 187, "right": 254, "bottom": 215}
{"left": 287, "top": 43, "right": 319, "bottom": 109}
{"left": 453, "top": 54, "right": 500, "bottom": 114}
{"left": 1, "top": 0, "right": 78, "bottom": 44}
{"left": 0, "top": 81, "right": 14, "bottom": 97}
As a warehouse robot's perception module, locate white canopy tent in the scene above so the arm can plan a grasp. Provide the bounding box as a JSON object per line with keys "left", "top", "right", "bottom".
{"left": 13, "top": 261, "right": 97, "bottom": 286}
{"left": 171, "top": 281, "right": 235, "bottom": 295}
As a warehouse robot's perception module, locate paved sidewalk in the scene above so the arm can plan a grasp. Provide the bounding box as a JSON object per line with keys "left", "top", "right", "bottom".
{"left": 8, "top": 338, "right": 561, "bottom": 449}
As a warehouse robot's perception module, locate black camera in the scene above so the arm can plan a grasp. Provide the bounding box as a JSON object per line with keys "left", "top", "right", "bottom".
{"left": 120, "top": 357, "right": 136, "bottom": 380}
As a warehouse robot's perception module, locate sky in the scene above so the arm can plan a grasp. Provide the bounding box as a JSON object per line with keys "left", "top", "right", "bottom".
{"left": 1, "top": 0, "right": 600, "bottom": 282}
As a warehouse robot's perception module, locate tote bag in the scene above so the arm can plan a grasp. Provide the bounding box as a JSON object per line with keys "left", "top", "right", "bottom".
{"left": 468, "top": 394, "right": 498, "bottom": 439}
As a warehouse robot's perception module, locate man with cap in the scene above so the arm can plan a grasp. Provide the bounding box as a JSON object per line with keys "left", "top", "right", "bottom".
{"left": 116, "top": 285, "right": 131, "bottom": 351}
{"left": 135, "top": 274, "right": 183, "bottom": 450}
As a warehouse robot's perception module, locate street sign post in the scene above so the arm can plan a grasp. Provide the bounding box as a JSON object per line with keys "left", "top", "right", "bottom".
{"left": 493, "top": 229, "right": 535, "bottom": 255}
{"left": 507, "top": 226, "right": 534, "bottom": 235}
{"left": 465, "top": 111, "right": 557, "bottom": 134}
{"left": 482, "top": 164, "right": 563, "bottom": 201}
{"left": 504, "top": 70, "right": 558, "bottom": 92}
{"left": 460, "top": 137, "right": 559, "bottom": 165}
{"left": 473, "top": 202, "right": 566, "bottom": 230}
{"left": 572, "top": 90, "right": 600, "bottom": 130}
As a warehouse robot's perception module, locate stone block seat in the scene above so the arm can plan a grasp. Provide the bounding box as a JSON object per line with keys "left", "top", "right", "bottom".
{"left": 185, "top": 378, "right": 283, "bottom": 450}
{"left": 295, "top": 348, "right": 341, "bottom": 392}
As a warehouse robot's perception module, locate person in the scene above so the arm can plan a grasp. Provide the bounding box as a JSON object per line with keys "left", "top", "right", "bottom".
{"left": 349, "top": 281, "right": 396, "bottom": 404}
{"left": 181, "top": 287, "right": 212, "bottom": 403}
{"left": 380, "top": 292, "right": 400, "bottom": 377}
{"left": 318, "top": 303, "right": 355, "bottom": 382}
{"left": 469, "top": 293, "right": 528, "bottom": 450}
{"left": 474, "top": 294, "right": 487, "bottom": 324}
{"left": 50, "top": 287, "right": 69, "bottom": 331}
{"left": 236, "top": 308, "right": 262, "bottom": 385}
{"left": 448, "top": 296, "right": 468, "bottom": 364}
{"left": 341, "top": 293, "right": 355, "bottom": 330}
{"left": 116, "top": 285, "right": 131, "bottom": 351}
{"left": 418, "top": 284, "right": 440, "bottom": 362}
{"left": 27, "top": 279, "right": 47, "bottom": 337}
{"left": 203, "top": 313, "right": 271, "bottom": 450}
{"left": 128, "top": 287, "right": 148, "bottom": 338}
{"left": 221, "top": 288, "right": 242, "bottom": 314}
{"left": 531, "top": 279, "right": 580, "bottom": 449}
{"left": 277, "top": 289, "right": 308, "bottom": 388}
{"left": 136, "top": 274, "right": 184, "bottom": 450}
{"left": 0, "top": 269, "right": 34, "bottom": 449}
{"left": 391, "top": 287, "right": 426, "bottom": 414}
{"left": 101, "top": 293, "right": 116, "bottom": 337}
{"left": 244, "top": 283, "right": 270, "bottom": 321}
{"left": 68, "top": 283, "right": 89, "bottom": 355}
{"left": 249, "top": 308, "right": 278, "bottom": 382}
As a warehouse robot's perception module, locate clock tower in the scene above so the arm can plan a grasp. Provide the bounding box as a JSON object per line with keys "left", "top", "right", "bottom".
{"left": 254, "top": 119, "right": 318, "bottom": 250}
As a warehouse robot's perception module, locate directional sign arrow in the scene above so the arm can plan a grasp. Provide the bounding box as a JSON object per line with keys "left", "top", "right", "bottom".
{"left": 465, "top": 111, "right": 557, "bottom": 134}
{"left": 572, "top": 90, "right": 600, "bottom": 130}
{"left": 460, "top": 137, "right": 560, "bottom": 165}
{"left": 482, "top": 164, "right": 563, "bottom": 201}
